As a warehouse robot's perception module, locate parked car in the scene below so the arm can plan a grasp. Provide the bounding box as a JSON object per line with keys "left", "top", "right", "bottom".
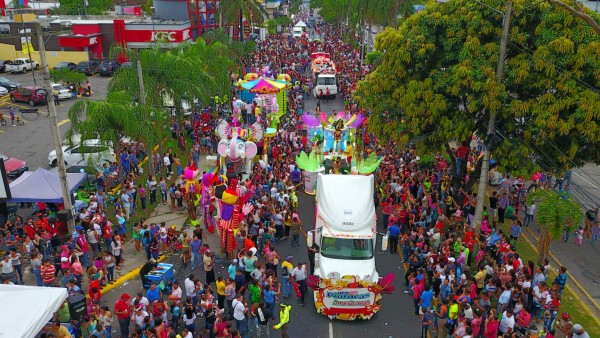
{"left": 0, "top": 60, "right": 11, "bottom": 72}
{"left": 0, "top": 76, "right": 21, "bottom": 92}
{"left": 51, "top": 83, "right": 72, "bottom": 100}
{"left": 0, "top": 86, "right": 7, "bottom": 96}
{"left": 53, "top": 62, "right": 77, "bottom": 71}
{"left": 10, "top": 86, "right": 48, "bottom": 106}
{"left": 48, "top": 139, "right": 115, "bottom": 167}
{"left": 99, "top": 60, "right": 120, "bottom": 76}
{"left": 5, "top": 58, "right": 39, "bottom": 73}
{"left": 76, "top": 60, "right": 100, "bottom": 75}
{"left": 0, "top": 153, "right": 28, "bottom": 179}
{"left": 120, "top": 61, "right": 133, "bottom": 69}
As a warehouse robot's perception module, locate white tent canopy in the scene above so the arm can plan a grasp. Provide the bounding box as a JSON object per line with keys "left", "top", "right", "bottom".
{"left": 0, "top": 285, "right": 68, "bottom": 338}
{"left": 294, "top": 21, "right": 307, "bottom": 28}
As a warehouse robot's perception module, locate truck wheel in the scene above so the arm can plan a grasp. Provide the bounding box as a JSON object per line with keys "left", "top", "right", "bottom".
{"left": 35, "top": 64, "right": 39, "bottom": 70}
{"left": 29, "top": 99, "right": 34, "bottom": 106}
{"left": 51, "top": 159, "right": 57, "bottom": 167}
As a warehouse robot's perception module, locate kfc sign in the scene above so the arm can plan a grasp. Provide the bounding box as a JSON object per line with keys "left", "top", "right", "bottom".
{"left": 124, "top": 27, "right": 192, "bottom": 43}
{"left": 151, "top": 31, "right": 176, "bottom": 41}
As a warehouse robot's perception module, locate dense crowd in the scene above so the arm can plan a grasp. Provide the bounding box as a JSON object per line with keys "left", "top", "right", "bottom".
{"left": 1, "top": 4, "right": 594, "bottom": 338}
{"left": 377, "top": 148, "right": 591, "bottom": 338}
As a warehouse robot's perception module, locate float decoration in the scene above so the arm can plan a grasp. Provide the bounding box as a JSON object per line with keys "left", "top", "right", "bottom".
{"left": 352, "top": 152, "right": 383, "bottom": 174}
{"left": 307, "top": 272, "right": 396, "bottom": 320}
{"left": 302, "top": 112, "right": 364, "bottom": 153}
{"left": 296, "top": 151, "right": 324, "bottom": 194}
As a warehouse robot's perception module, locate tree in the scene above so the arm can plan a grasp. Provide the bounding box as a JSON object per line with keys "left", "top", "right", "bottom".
{"left": 220, "top": 0, "right": 268, "bottom": 42}
{"left": 203, "top": 28, "right": 256, "bottom": 76}
{"left": 65, "top": 91, "right": 163, "bottom": 170}
{"left": 55, "top": 0, "right": 112, "bottom": 15}
{"left": 549, "top": 0, "right": 600, "bottom": 36}
{"left": 354, "top": 0, "right": 600, "bottom": 181}
{"left": 527, "top": 189, "right": 583, "bottom": 265}
{"left": 49, "top": 69, "right": 87, "bottom": 88}
{"left": 108, "top": 41, "right": 217, "bottom": 115}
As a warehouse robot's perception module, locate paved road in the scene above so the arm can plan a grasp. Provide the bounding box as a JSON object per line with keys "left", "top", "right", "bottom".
{"left": 98, "top": 95, "right": 420, "bottom": 337}
{"left": 1, "top": 70, "right": 111, "bottom": 170}
{"left": 532, "top": 166, "right": 600, "bottom": 308}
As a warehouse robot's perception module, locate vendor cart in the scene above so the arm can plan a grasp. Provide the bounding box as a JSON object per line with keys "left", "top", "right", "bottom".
{"left": 144, "top": 263, "right": 175, "bottom": 293}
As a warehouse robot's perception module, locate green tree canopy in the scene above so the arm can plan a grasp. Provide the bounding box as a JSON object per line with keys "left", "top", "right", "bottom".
{"left": 55, "top": 0, "right": 112, "bottom": 15}
{"left": 108, "top": 37, "right": 232, "bottom": 113}
{"left": 354, "top": 0, "right": 600, "bottom": 175}
{"left": 49, "top": 68, "right": 87, "bottom": 88}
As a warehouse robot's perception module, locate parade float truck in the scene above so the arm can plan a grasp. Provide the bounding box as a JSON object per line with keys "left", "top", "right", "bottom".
{"left": 311, "top": 53, "right": 338, "bottom": 99}
{"left": 307, "top": 174, "right": 395, "bottom": 320}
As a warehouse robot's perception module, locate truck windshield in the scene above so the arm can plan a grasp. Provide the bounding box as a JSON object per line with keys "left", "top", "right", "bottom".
{"left": 320, "top": 237, "right": 374, "bottom": 260}
{"left": 317, "top": 77, "right": 336, "bottom": 86}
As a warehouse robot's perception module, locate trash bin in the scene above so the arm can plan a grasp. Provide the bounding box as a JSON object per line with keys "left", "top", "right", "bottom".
{"left": 67, "top": 293, "right": 86, "bottom": 321}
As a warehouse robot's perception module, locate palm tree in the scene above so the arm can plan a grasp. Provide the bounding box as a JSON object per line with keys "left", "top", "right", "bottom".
{"left": 220, "top": 0, "right": 268, "bottom": 42}
{"left": 203, "top": 28, "right": 256, "bottom": 75}
{"left": 66, "top": 91, "right": 164, "bottom": 173}
{"left": 527, "top": 189, "right": 583, "bottom": 266}
{"left": 108, "top": 44, "right": 215, "bottom": 113}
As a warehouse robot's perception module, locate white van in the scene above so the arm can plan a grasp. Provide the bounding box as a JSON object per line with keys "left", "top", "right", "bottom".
{"left": 293, "top": 26, "right": 304, "bottom": 38}
{"left": 313, "top": 73, "right": 337, "bottom": 98}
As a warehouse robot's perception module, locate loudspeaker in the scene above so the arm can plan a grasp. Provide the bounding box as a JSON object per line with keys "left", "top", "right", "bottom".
{"left": 56, "top": 209, "right": 72, "bottom": 222}
{"left": 67, "top": 293, "right": 86, "bottom": 321}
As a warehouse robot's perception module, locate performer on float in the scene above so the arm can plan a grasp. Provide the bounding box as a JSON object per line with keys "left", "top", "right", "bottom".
{"left": 333, "top": 119, "right": 345, "bottom": 153}
{"left": 343, "top": 140, "right": 354, "bottom": 167}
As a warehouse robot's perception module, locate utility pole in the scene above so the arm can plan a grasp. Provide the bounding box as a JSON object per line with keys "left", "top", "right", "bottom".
{"left": 136, "top": 60, "right": 154, "bottom": 176}
{"left": 35, "top": 22, "right": 76, "bottom": 234}
{"left": 473, "top": 1, "right": 512, "bottom": 228}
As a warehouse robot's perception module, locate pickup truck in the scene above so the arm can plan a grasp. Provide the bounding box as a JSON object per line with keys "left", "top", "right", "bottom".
{"left": 6, "top": 58, "right": 39, "bottom": 73}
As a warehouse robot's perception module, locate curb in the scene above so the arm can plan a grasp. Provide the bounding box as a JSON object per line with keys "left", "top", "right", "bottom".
{"left": 519, "top": 226, "right": 600, "bottom": 327}
{"left": 88, "top": 254, "right": 167, "bottom": 298}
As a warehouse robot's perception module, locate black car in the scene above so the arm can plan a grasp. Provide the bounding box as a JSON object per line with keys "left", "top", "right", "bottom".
{"left": 76, "top": 60, "right": 100, "bottom": 75}
{"left": 0, "top": 60, "right": 10, "bottom": 72}
{"left": 54, "top": 62, "right": 77, "bottom": 71}
{"left": 99, "top": 60, "right": 120, "bottom": 76}
{"left": 0, "top": 76, "right": 20, "bottom": 92}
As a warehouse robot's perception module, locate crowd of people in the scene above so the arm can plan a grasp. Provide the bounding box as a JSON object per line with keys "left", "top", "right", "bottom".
{"left": 378, "top": 149, "right": 591, "bottom": 338}
{"left": 0, "top": 4, "right": 594, "bottom": 338}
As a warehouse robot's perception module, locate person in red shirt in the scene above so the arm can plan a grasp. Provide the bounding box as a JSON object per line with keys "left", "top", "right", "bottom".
{"left": 114, "top": 293, "right": 132, "bottom": 337}
{"left": 455, "top": 142, "right": 470, "bottom": 175}
{"left": 25, "top": 218, "right": 37, "bottom": 240}
{"left": 40, "top": 259, "right": 56, "bottom": 287}
{"left": 244, "top": 234, "right": 256, "bottom": 252}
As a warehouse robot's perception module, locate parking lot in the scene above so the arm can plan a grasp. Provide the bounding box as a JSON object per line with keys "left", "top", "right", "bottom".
{"left": 0, "top": 69, "right": 111, "bottom": 170}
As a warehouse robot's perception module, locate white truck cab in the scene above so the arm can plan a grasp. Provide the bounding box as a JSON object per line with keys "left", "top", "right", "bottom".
{"left": 307, "top": 174, "right": 389, "bottom": 320}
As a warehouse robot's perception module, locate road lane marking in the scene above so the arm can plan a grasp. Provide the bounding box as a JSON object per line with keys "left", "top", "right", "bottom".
{"left": 329, "top": 322, "right": 333, "bottom": 338}
{"left": 574, "top": 172, "right": 599, "bottom": 190}
{"left": 57, "top": 118, "right": 70, "bottom": 126}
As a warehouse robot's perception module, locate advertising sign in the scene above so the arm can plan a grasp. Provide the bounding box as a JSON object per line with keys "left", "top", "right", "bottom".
{"left": 322, "top": 288, "right": 375, "bottom": 309}
{"left": 310, "top": 273, "right": 395, "bottom": 320}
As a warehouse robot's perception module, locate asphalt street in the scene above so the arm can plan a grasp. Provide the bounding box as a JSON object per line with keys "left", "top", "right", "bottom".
{"left": 0, "top": 70, "right": 111, "bottom": 170}
{"left": 96, "top": 93, "right": 420, "bottom": 337}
